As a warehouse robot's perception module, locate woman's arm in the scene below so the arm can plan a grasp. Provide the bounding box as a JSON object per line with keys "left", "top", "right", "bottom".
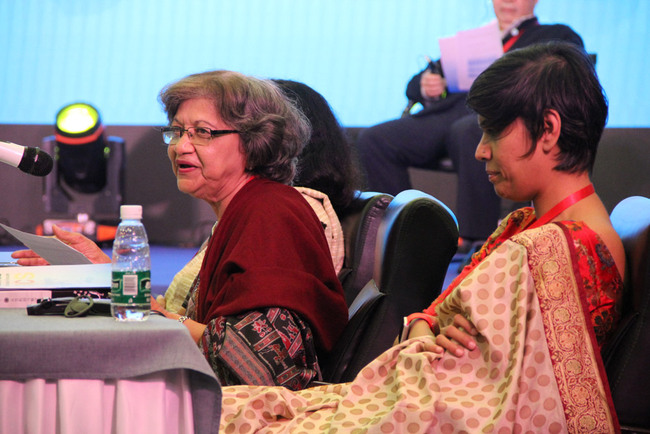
{"left": 151, "top": 296, "right": 206, "bottom": 343}
{"left": 11, "top": 225, "right": 110, "bottom": 265}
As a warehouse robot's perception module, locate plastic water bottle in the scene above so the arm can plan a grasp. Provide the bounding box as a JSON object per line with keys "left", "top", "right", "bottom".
{"left": 110, "top": 205, "right": 151, "bottom": 321}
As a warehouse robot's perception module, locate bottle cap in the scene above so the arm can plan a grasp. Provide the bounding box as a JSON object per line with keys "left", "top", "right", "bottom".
{"left": 120, "top": 205, "right": 143, "bottom": 220}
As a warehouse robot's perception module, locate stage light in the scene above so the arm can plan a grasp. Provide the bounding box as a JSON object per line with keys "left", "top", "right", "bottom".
{"left": 40, "top": 102, "right": 125, "bottom": 243}
{"left": 54, "top": 102, "right": 108, "bottom": 194}
{"left": 56, "top": 103, "right": 101, "bottom": 136}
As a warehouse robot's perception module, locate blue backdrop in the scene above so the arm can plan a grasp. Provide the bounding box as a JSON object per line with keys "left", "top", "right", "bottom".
{"left": 0, "top": 0, "right": 648, "bottom": 127}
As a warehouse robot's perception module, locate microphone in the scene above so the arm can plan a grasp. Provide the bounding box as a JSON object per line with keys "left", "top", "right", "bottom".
{"left": 425, "top": 56, "right": 442, "bottom": 75}
{"left": 0, "top": 140, "right": 54, "bottom": 176}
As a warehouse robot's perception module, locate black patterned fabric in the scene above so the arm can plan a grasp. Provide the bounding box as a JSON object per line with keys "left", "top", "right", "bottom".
{"left": 186, "top": 277, "right": 320, "bottom": 390}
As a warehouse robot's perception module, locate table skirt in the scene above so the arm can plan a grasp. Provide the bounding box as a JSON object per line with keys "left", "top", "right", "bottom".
{"left": 0, "top": 370, "right": 194, "bottom": 434}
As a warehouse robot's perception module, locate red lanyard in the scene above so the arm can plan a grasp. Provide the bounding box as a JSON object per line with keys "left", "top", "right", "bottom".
{"left": 528, "top": 184, "right": 595, "bottom": 230}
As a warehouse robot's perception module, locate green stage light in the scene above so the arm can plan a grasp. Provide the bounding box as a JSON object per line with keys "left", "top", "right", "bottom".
{"left": 42, "top": 102, "right": 125, "bottom": 243}
{"left": 53, "top": 102, "right": 107, "bottom": 193}
{"left": 55, "top": 103, "right": 104, "bottom": 145}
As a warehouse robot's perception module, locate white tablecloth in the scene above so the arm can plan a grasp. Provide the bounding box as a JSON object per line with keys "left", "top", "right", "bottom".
{"left": 0, "top": 309, "right": 221, "bottom": 434}
{"left": 0, "top": 372, "right": 194, "bottom": 434}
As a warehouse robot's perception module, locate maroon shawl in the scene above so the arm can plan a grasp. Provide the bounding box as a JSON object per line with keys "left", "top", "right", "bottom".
{"left": 196, "top": 177, "right": 348, "bottom": 352}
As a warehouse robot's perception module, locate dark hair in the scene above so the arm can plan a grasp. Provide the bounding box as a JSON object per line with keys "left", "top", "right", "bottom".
{"left": 466, "top": 42, "right": 608, "bottom": 173}
{"left": 273, "top": 79, "right": 363, "bottom": 214}
{"left": 159, "top": 70, "right": 311, "bottom": 184}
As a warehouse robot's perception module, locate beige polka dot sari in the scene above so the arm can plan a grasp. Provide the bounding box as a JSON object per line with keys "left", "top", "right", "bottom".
{"left": 219, "top": 224, "right": 619, "bottom": 433}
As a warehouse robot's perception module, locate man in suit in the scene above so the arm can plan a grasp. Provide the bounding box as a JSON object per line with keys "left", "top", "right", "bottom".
{"left": 357, "top": 0, "right": 585, "bottom": 245}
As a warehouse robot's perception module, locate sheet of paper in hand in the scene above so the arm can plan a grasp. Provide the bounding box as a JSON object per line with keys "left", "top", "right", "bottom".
{"left": 439, "top": 20, "right": 502, "bottom": 92}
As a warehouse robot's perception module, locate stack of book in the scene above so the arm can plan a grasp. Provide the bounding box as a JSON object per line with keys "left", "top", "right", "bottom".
{"left": 0, "top": 259, "right": 111, "bottom": 308}
{"left": 0, "top": 223, "right": 111, "bottom": 308}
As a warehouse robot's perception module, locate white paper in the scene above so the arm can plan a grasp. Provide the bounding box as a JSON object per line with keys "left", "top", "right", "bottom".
{"left": 0, "top": 223, "right": 93, "bottom": 265}
{"left": 439, "top": 20, "right": 503, "bottom": 92}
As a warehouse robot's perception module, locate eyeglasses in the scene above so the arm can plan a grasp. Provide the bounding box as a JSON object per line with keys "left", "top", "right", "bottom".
{"left": 160, "top": 126, "right": 240, "bottom": 146}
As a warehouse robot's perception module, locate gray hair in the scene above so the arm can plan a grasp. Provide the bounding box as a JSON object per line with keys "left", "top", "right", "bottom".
{"left": 159, "top": 70, "right": 311, "bottom": 184}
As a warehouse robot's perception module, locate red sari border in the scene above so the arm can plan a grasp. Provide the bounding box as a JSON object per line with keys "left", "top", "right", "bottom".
{"left": 514, "top": 224, "right": 620, "bottom": 433}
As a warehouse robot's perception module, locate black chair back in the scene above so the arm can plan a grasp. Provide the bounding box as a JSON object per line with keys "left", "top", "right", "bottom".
{"left": 603, "top": 196, "right": 650, "bottom": 431}
{"left": 337, "top": 191, "right": 393, "bottom": 306}
{"left": 323, "top": 190, "right": 458, "bottom": 383}
{"left": 321, "top": 279, "right": 385, "bottom": 383}
{"left": 374, "top": 189, "right": 458, "bottom": 308}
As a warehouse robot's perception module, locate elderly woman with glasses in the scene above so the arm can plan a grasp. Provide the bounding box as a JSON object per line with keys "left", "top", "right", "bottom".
{"left": 13, "top": 70, "right": 349, "bottom": 391}
{"left": 159, "top": 78, "right": 365, "bottom": 314}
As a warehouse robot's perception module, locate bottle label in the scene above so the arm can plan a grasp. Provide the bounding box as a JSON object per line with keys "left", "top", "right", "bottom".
{"left": 111, "top": 270, "right": 151, "bottom": 304}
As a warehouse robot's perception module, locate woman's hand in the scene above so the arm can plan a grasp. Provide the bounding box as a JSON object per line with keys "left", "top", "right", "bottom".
{"left": 151, "top": 296, "right": 207, "bottom": 344}
{"left": 150, "top": 295, "right": 168, "bottom": 316}
{"left": 9, "top": 248, "right": 50, "bottom": 266}
{"left": 396, "top": 313, "right": 479, "bottom": 358}
{"left": 11, "top": 225, "right": 111, "bottom": 266}
{"left": 435, "top": 314, "right": 478, "bottom": 357}
{"left": 155, "top": 294, "right": 167, "bottom": 310}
